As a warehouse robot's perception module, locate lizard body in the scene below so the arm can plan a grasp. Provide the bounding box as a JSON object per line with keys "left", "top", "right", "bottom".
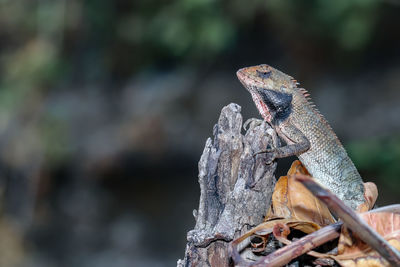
{"left": 237, "top": 64, "right": 364, "bottom": 210}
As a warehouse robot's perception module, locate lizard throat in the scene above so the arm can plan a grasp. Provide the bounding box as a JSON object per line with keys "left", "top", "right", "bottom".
{"left": 250, "top": 91, "right": 272, "bottom": 122}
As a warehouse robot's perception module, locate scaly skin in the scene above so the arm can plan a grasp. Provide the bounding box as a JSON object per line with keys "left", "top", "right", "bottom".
{"left": 237, "top": 64, "right": 364, "bottom": 210}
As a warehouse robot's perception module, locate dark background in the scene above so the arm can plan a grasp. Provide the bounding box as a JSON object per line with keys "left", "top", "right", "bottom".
{"left": 0, "top": 0, "right": 399, "bottom": 266}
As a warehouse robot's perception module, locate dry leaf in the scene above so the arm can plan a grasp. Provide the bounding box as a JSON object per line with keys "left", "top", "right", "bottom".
{"left": 231, "top": 159, "right": 389, "bottom": 267}
{"left": 235, "top": 217, "right": 322, "bottom": 246}
{"left": 231, "top": 161, "right": 334, "bottom": 260}
{"left": 231, "top": 160, "right": 385, "bottom": 266}
{"left": 243, "top": 161, "right": 336, "bottom": 254}
{"left": 267, "top": 160, "right": 335, "bottom": 226}
{"left": 357, "top": 182, "right": 378, "bottom": 213}
{"left": 334, "top": 212, "right": 400, "bottom": 267}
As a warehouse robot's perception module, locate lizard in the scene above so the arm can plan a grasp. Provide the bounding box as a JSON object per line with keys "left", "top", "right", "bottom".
{"left": 237, "top": 64, "right": 365, "bottom": 210}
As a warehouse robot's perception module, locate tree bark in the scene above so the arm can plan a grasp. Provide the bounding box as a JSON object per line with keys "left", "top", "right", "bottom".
{"left": 177, "top": 103, "right": 278, "bottom": 267}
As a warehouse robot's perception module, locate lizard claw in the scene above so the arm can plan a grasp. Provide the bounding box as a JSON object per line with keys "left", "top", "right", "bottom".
{"left": 243, "top": 118, "right": 263, "bottom": 131}
{"left": 253, "top": 148, "right": 276, "bottom": 164}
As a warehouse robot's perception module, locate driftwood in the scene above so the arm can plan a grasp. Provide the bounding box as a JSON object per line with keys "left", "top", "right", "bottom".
{"left": 177, "top": 103, "right": 278, "bottom": 266}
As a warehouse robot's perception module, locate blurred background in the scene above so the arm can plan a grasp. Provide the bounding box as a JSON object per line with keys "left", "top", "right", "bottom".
{"left": 0, "top": 0, "right": 399, "bottom": 266}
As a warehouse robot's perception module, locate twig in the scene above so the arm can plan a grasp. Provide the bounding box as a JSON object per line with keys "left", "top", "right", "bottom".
{"left": 250, "top": 222, "right": 342, "bottom": 267}
{"left": 295, "top": 174, "right": 400, "bottom": 266}
{"left": 370, "top": 204, "right": 400, "bottom": 214}
{"left": 230, "top": 202, "right": 400, "bottom": 266}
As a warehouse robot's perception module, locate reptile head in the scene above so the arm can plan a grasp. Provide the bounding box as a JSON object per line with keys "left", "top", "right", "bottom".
{"left": 237, "top": 64, "right": 297, "bottom": 123}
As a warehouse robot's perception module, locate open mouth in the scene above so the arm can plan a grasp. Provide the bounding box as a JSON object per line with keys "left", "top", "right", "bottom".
{"left": 237, "top": 69, "right": 273, "bottom": 123}
{"left": 250, "top": 91, "right": 272, "bottom": 123}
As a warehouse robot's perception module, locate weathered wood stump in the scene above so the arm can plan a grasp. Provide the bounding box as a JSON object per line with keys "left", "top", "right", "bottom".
{"left": 178, "top": 103, "right": 278, "bottom": 266}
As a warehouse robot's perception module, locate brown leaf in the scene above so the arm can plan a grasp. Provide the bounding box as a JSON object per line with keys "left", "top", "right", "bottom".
{"left": 231, "top": 160, "right": 335, "bottom": 263}
{"left": 235, "top": 161, "right": 336, "bottom": 261}
{"left": 247, "top": 160, "right": 335, "bottom": 251}
{"left": 334, "top": 212, "right": 400, "bottom": 267}
{"left": 243, "top": 217, "right": 321, "bottom": 242}
{"left": 268, "top": 160, "right": 335, "bottom": 226}
{"left": 231, "top": 160, "right": 380, "bottom": 266}
{"left": 357, "top": 182, "right": 378, "bottom": 213}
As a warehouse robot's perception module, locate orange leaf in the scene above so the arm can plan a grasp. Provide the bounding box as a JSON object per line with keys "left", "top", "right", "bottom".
{"left": 357, "top": 182, "right": 378, "bottom": 213}
{"left": 267, "top": 160, "right": 335, "bottom": 227}
{"left": 334, "top": 212, "right": 400, "bottom": 267}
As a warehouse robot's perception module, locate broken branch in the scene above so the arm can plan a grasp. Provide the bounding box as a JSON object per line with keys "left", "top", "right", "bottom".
{"left": 295, "top": 174, "right": 400, "bottom": 266}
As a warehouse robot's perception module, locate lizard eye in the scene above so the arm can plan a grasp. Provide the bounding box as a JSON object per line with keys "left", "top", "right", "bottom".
{"left": 256, "top": 70, "right": 272, "bottom": 79}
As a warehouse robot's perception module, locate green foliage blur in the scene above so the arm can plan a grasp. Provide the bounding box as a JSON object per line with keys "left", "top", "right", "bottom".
{"left": 347, "top": 137, "right": 400, "bottom": 200}
{"left": 0, "top": 0, "right": 386, "bottom": 164}
{"left": 266, "top": 0, "right": 379, "bottom": 50}
{"left": 0, "top": 0, "right": 383, "bottom": 86}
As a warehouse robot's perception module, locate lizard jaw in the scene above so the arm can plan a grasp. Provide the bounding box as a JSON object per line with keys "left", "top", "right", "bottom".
{"left": 250, "top": 91, "right": 272, "bottom": 123}
{"left": 237, "top": 68, "right": 273, "bottom": 123}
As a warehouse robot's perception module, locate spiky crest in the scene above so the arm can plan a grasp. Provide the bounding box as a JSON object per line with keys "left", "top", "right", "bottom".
{"left": 296, "top": 87, "right": 342, "bottom": 145}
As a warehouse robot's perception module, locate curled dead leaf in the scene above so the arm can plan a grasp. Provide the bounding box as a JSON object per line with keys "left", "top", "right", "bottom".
{"left": 357, "top": 182, "right": 378, "bottom": 213}
{"left": 230, "top": 160, "right": 336, "bottom": 265}
{"left": 230, "top": 160, "right": 386, "bottom": 267}
{"left": 334, "top": 212, "right": 400, "bottom": 267}
{"left": 268, "top": 160, "right": 335, "bottom": 226}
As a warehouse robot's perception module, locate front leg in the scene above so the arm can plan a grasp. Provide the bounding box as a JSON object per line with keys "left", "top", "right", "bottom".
{"left": 256, "top": 121, "right": 310, "bottom": 162}
{"left": 275, "top": 120, "right": 311, "bottom": 158}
